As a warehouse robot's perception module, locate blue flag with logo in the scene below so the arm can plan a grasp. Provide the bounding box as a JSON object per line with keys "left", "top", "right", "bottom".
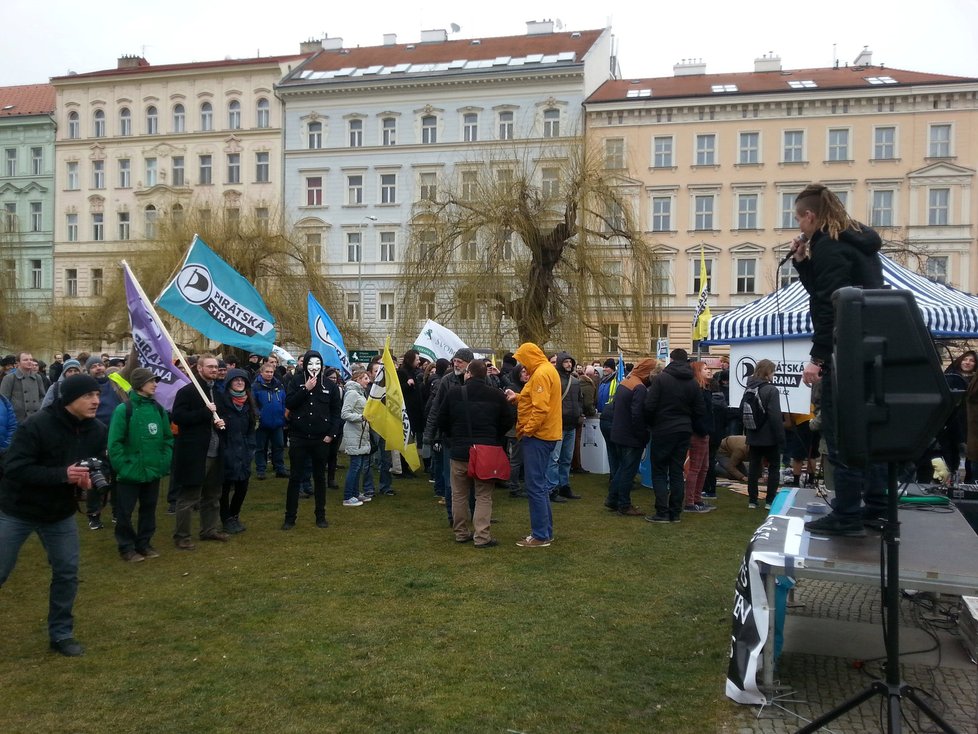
{"left": 307, "top": 292, "right": 352, "bottom": 378}
{"left": 157, "top": 235, "right": 276, "bottom": 354}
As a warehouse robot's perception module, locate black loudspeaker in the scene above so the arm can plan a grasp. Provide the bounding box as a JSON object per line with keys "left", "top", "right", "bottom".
{"left": 832, "top": 288, "right": 954, "bottom": 468}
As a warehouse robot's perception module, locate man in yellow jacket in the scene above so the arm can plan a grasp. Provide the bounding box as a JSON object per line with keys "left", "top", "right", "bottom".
{"left": 508, "top": 342, "right": 562, "bottom": 547}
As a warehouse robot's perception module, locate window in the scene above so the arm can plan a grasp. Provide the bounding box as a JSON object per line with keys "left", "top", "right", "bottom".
{"left": 4, "top": 148, "right": 16, "bottom": 176}
{"left": 926, "top": 256, "right": 948, "bottom": 283}
{"left": 695, "top": 134, "right": 716, "bottom": 165}
{"left": 778, "top": 260, "right": 799, "bottom": 287}
{"left": 92, "top": 160, "right": 105, "bottom": 189}
{"left": 66, "top": 161, "right": 79, "bottom": 190}
{"left": 739, "top": 132, "right": 759, "bottom": 164}
{"left": 602, "top": 324, "right": 620, "bottom": 354}
{"left": 227, "top": 100, "right": 241, "bottom": 129}
{"left": 541, "top": 167, "right": 560, "bottom": 198}
{"left": 146, "top": 106, "right": 158, "bottom": 134}
{"left": 737, "top": 194, "right": 758, "bottom": 229}
{"left": 460, "top": 238, "right": 479, "bottom": 261}
{"left": 308, "top": 121, "right": 322, "bottom": 149}
{"left": 379, "top": 293, "right": 395, "bottom": 321}
{"left": 66, "top": 213, "right": 78, "bottom": 241}
{"left": 29, "top": 202, "right": 41, "bottom": 232}
{"left": 305, "top": 176, "right": 322, "bottom": 206}
{"left": 31, "top": 260, "right": 42, "bottom": 289}
{"left": 256, "top": 98, "right": 270, "bottom": 129}
{"left": 382, "top": 117, "right": 396, "bottom": 146}
{"left": 652, "top": 261, "right": 671, "bottom": 295}
{"left": 255, "top": 152, "right": 269, "bottom": 183}
{"left": 463, "top": 113, "right": 478, "bottom": 142}
{"left": 67, "top": 111, "right": 80, "bottom": 139}
{"left": 145, "top": 157, "right": 157, "bottom": 187}
{"left": 349, "top": 118, "right": 363, "bottom": 147}
{"left": 119, "top": 108, "right": 132, "bottom": 136}
{"left": 66, "top": 269, "right": 78, "bottom": 297}
{"left": 380, "top": 173, "right": 396, "bottom": 204}
{"left": 200, "top": 102, "right": 213, "bottom": 131}
{"left": 651, "top": 196, "right": 672, "bottom": 232}
{"left": 118, "top": 211, "right": 130, "bottom": 240}
{"left": 346, "top": 295, "right": 360, "bottom": 322}
{"left": 780, "top": 192, "right": 799, "bottom": 228}
{"left": 543, "top": 108, "right": 559, "bottom": 138}
{"left": 828, "top": 128, "right": 849, "bottom": 161}
{"left": 199, "top": 155, "right": 212, "bottom": 185}
{"left": 118, "top": 158, "right": 131, "bottom": 188}
{"left": 93, "top": 109, "right": 106, "bottom": 138}
{"left": 255, "top": 207, "right": 269, "bottom": 232}
{"left": 304, "top": 231, "right": 322, "bottom": 263}
{"left": 783, "top": 130, "right": 804, "bottom": 162}
{"left": 347, "top": 231, "right": 361, "bottom": 262}
{"left": 653, "top": 136, "right": 673, "bottom": 168}
{"left": 91, "top": 268, "right": 104, "bottom": 297}
{"left": 421, "top": 115, "right": 437, "bottom": 144}
{"left": 173, "top": 104, "right": 186, "bottom": 133}
{"left": 461, "top": 171, "right": 478, "bottom": 201}
{"left": 693, "top": 257, "right": 712, "bottom": 293}
{"left": 92, "top": 213, "right": 104, "bottom": 241}
{"left": 694, "top": 195, "right": 715, "bottom": 230}
{"left": 458, "top": 290, "right": 477, "bottom": 320}
{"left": 31, "top": 147, "right": 42, "bottom": 175}
{"left": 226, "top": 153, "right": 240, "bottom": 184}
{"left": 3, "top": 202, "right": 16, "bottom": 231}
{"left": 874, "top": 126, "right": 895, "bottom": 159}
{"left": 928, "top": 188, "right": 949, "bottom": 225}
{"left": 736, "top": 258, "right": 756, "bottom": 294}
{"left": 417, "top": 229, "right": 437, "bottom": 259}
{"left": 870, "top": 190, "right": 894, "bottom": 227}
{"left": 498, "top": 111, "right": 514, "bottom": 140}
{"left": 419, "top": 291, "right": 436, "bottom": 321}
{"left": 928, "top": 124, "right": 951, "bottom": 157}
{"left": 380, "top": 231, "right": 395, "bottom": 262}
{"left": 347, "top": 175, "right": 363, "bottom": 205}
{"left": 172, "top": 156, "right": 184, "bottom": 186}
{"left": 144, "top": 205, "right": 157, "bottom": 239}
{"left": 605, "top": 138, "right": 624, "bottom": 169}
{"left": 419, "top": 172, "right": 437, "bottom": 202}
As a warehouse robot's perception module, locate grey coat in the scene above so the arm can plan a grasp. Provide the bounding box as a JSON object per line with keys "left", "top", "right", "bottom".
{"left": 341, "top": 381, "right": 372, "bottom": 455}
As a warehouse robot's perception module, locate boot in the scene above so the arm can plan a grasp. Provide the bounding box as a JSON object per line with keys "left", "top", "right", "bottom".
{"left": 558, "top": 484, "right": 582, "bottom": 500}
{"left": 549, "top": 489, "right": 567, "bottom": 503}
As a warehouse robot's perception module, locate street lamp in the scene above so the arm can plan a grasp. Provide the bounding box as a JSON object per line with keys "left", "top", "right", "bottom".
{"left": 358, "top": 215, "right": 378, "bottom": 330}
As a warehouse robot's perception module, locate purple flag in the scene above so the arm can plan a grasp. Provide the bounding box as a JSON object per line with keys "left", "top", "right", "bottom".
{"left": 123, "top": 264, "right": 190, "bottom": 411}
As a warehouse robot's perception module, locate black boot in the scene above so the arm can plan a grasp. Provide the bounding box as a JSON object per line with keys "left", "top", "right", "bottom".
{"left": 558, "top": 484, "right": 582, "bottom": 500}
{"left": 549, "top": 489, "right": 567, "bottom": 503}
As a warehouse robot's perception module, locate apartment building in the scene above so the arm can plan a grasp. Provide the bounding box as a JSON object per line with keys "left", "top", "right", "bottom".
{"left": 585, "top": 53, "right": 978, "bottom": 352}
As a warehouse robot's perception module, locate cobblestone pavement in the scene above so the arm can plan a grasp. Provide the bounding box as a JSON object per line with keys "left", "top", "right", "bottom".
{"left": 717, "top": 581, "right": 977, "bottom": 733}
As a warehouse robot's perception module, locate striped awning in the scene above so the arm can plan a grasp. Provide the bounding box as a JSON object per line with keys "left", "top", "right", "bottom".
{"left": 704, "top": 255, "right": 978, "bottom": 344}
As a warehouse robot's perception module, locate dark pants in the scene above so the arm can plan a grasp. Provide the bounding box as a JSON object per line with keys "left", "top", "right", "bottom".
{"left": 599, "top": 417, "right": 619, "bottom": 484}
{"left": 286, "top": 436, "right": 328, "bottom": 523}
{"left": 650, "top": 433, "right": 691, "bottom": 520}
{"left": 114, "top": 479, "right": 159, "bottom": 554}
{"left": 254, "top": 426, "right": 286, "bottom": 475}
{"left": 507, "top": 436, "right": 524, "bottom": 491}
{"left": 221, "top": 479, "right": 250, "bottom": 521}
{"left": 608, "top": 444, "right": 643, "bottom": 510}
{"left": 747, "top": 445, "right": 781, "bottom": 504}
{"left": 174, "top": 457, "right": 223, "bottom": 540}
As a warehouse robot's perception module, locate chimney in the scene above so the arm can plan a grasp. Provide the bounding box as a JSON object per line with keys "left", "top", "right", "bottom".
{"left": 300, "top": 39, "right": 323, "bottom": 54}
{"left": 754, "top": 53, "right": 781, "bottom": 72}
{"left": 383, "top": 33, "right": 397, "bottom": 46}
{"left": 853, "top": 46, "right": 873, "bottom": 66}
{"left": 673, "top": 59, "right": 707, "bottom": 76}
{"left": 526, "top": 19, "right": 555, "bottom": 35}
{"left": 322, "top": 36, "right": 344, "bottom": 51}
{"left": 117, "top": 55, "right": 150, "bottom": 70}
{"left": 420, "top": 29, "right": 448, "bottom": 43}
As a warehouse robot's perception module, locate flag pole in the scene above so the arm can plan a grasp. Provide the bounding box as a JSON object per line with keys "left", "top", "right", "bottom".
{"left": 154, "top": 233, "right": 197, "bottom": 305}
{"left": 121, "top": 259, "right": 221, "bottom": 426}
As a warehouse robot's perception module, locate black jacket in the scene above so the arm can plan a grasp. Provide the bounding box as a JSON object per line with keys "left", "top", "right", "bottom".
{"left": 0, "top": 402, "right": 107, "bottom": 522}
{"left": 556, "top": 351, "right": 583, "bottom": 429}
{"left": 285, "top": 350, "right": 341, "bottom": 440}
{"left": 644, "top": 361, "right": 704, "bottom": 437}
{"left": 217, "top": 387, "right": 257, "bottom": 482}
{"left": 610, "top": 381, "right": 649, "bottom": 449}
{"left": 171, "top": 377, "right": 222, "bottom": 487}
{"left": 744, "top": 377, "right": 785, "bottom": 448}
{"left": 437, "top": 378, "right": 513, "bottom": 461}
{"left": 794, "top": 224, "right": 883, "bottom": 362}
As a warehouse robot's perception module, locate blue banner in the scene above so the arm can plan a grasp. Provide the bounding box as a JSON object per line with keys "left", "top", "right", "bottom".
{"left": 157, "top": 235, "right": 276, "bottom": 354}
{"left": 307, "top": 292, "right": 352, "bottom": 378}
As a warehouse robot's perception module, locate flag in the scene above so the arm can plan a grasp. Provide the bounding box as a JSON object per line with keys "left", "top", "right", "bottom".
{"left": 271, "top": 344, "right": 297, "bottom": 367}
{"left": 413, "top": 319, "right": 467, "bottom": 363}
{"left": 307, "top": 292, "right": 352, "bottom": 378}
{"left": 363, "top": 338, "right": 421, "bottom": 471}
{"left": 123, "top": 262, "right": 191, "bottom": 411}
{"left": 617, "top": 348, "right": 625, "bottom": 383}
{"left": 692, "top": 246, "right": 712, "bottom": 341}
{"left": 157, "top": 234, "right": 276, "bottom": 354}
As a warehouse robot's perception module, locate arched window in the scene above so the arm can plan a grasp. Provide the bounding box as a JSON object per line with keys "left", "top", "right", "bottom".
{"left": 172, "top": 104, "right": 185, "bottom": 133}
{"left": 171, "top": 203, "right": 184, "bottom": 225}
{"left": 256, "top": 98, "right": 270, "bottom": 129}
{"left": 144, "top": 205, "right": 158, "bottom": 239}
{"left": 67, "top": 111, "right": 80, "bottom": 139}
{"left": 146, "top": 105, "right": 158, "bottom": 135}
{"left": 200, "top": 102, "right": 213, "bottom": 131}
{"left": 119, "top": 107, "right": 131, "bottom": 136}
{"left": 308, "top": 121, "right": 322, "bottom": 149}
{"left": 228, "top": 100, "right": 241, "bottom": 129}
{"left": 93, "top": 109, "right": 106, "bottom": 138}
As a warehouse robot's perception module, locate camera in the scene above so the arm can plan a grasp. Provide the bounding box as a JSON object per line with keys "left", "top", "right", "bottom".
{"left": 78, "top": 458, "right": 110, "bottom": 491}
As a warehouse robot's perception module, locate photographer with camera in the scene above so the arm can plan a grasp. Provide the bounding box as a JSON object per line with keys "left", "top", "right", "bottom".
{"left": 0, "top": 374, "right": 107, "bottom": 657}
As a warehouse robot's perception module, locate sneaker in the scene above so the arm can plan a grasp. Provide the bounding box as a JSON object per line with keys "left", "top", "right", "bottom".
{"left": 379, "top": 489, "right": 396, "bottom": 496}
{"left": 747, "top": 502, "right": 759, "bottom": 509}
{"left": 669, "top": 516, "right": 681, "bottom": 523}
{"left": 701, "top": 491, "right": 717, "bottom": 498}
{"left": 516, "top": 535, "right": 551, "bottom": 548}
{"left": 437, "top": 497, "right": 446, "bottom": 505}
{"left": 455, "top": 535, "right": 473, "bottom": 543}
{"left": 50, "top": 638, "right": 84, "bottom": 657}
{"left": 174, "top": 537, "right": 196, "bottom": 551}
{"left": 644, "top": 514, "right": 670, "bottom": 523}
{"left": 343, "top": 497, "right": 364, "bottom": 507}
{"left": 764, "top": 503, "right": 772, "bottom": 510}
{"left": 358, "top": 494, "right": 372, "bottom": 503}
{"left": 693, "top": 502, "right": 716, "bottom": 513}
{"left": 87, "top": 515, "right": 103, "bottom": 531}
{"left": 549, "top": 490, "right": 567, "bottom": 503}
{"left": 617, "top": 505, "right": 644, "bottom": 516}
{"left": 804, "top": 513, "right": 867, "bottom": 538}
{"left": 474, "top": 539, "right": 499, "bottom": 549}
{"left": 120, "top": 550, "right": 145, "bottom": 563}
{"left": 683, "top": 504, "right": 705, "bottom": 513}
{"left": 137, "top": 546, "right": 160, "bottom": 559}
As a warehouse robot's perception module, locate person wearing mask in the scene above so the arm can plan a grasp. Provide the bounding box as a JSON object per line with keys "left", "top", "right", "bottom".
{"left": 607, "top": 358, "right": 657, "bottom": 516}
{"left": 217, "top": 369, "right": 257, "bottom": 534}
{"left": 743, "top": 359, "right": 786, "bottom": 509}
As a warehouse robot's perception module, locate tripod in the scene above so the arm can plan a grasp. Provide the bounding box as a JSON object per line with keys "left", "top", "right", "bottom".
{"left": 796, "top": 463, "right": 958, "bottom": 733}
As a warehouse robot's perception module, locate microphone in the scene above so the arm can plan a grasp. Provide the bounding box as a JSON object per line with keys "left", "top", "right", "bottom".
{"left": 779, "top": 234, "right": 809, "bottom": 267}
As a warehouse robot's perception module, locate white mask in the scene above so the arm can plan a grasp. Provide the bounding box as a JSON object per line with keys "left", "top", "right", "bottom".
{"left": 306, "top": 356, "right": 322, "bottom": 377}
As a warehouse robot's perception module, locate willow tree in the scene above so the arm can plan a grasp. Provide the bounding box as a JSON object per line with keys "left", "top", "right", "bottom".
{"left": 400, "top": 139, "right": 663, "bottom": 356}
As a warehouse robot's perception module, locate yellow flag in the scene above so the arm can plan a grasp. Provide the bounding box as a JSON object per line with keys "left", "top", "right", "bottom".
{"left": 362, "top": 338, "right": 421, "bottom": 471}
{"left": 692, "top": 246, "right": 712, "bottom": 341}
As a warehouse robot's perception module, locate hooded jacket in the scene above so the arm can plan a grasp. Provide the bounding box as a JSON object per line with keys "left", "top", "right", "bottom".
{"left": 217, "top": 368, "right": 257, "bottom": 481}
{"left": 644, "top": 359, "right": 704, "bottom": 437}
{"left": 555, "top": 351, "right": 583, "bottom": 429}
{"left": 512, "top": 343, "right": 562, "bottom": 441}
{"left": 107, "top": 390, "right": 173, "bottom": 484}
{"left": 253, "top": 371, "right": 287, "bottom": 429}
{"left": 285, "top": 349, "right": 342, "bottom": 440}
{"left": 793, "top": 224, "right": 884, "bottom": 363}
{"left": 743, "top": 376, "right": 785, "bottom": 448}
{"left": 610, "top": 358, "right": 657, "bottom": 448}
{"left": 340, "top": 379, "right": 372, "bottom": 455}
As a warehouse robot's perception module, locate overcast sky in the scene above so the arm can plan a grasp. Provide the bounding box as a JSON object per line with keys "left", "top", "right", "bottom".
{"left": 4, "top": 0, "right": 977, "bottom": 86}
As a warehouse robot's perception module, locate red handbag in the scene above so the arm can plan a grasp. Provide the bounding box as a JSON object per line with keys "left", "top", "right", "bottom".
{"left": 467, "top": 444, "right": 511, "bottom": 481}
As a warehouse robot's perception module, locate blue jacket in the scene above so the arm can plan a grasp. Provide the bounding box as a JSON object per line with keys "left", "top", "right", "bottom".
{"left": 253, "top": 374, "right": 287, "bottom": 429}
{"left": 0, "top": 394, "right": 17, "bottom": 451}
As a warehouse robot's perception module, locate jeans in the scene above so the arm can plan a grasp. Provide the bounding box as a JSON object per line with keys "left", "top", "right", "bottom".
{"left": 114, "top": 479, "right": 159, "bottom": 554}
{"left": 286, "top": 436, "right": 329, "bottom": 523}
{"left": 254, "top": 426, "right": 286, "bottom": 474}
{"left": 522, "top": 436, "right": 556, "bottom": 541}
{"left": 546, "top": 427, "right": 576, "bottom": 490}
{"left": 608, "top": 444, "right": 643, "bottom": 510}
{"left": 344, "top": 454, "right": 374, "bottom": 500}
{"left": 220, "top": 479, "right": 250, "bottom": 521}
{"left": 0, "top": 511, "right": 79, "bottom": 641}
{"left": 650, "top": 433, "right": 691, "bottom": 519}
{"left": 174, "top": 456, "right": 223, "bottom": 540}
{"left": 747, "top": 444, "right": 781, "bottom": 504}
{"left": 431, "top": 448, "right": 446, "bottom": 498}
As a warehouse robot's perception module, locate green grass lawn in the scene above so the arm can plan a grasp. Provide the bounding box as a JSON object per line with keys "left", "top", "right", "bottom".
{"left": 0, "top": 471, "right": 757, "bottom": 733}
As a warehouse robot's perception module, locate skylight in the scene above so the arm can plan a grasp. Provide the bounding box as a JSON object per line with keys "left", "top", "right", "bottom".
{"left": 865, "top": 76, "right": 898, "bottom": 85}
{"left": 788, "top": 80, "right": 818, "bottom": 89}
{"left": 711, "top": 84, "right": 738, "bottom": 93}
{"left": 625, "top": 89, "right": 652, "bottom": 98}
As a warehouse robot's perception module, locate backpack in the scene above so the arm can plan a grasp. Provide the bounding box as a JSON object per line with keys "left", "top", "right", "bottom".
{"left": 741, "top": 385, "right": 767, "bottom": 431}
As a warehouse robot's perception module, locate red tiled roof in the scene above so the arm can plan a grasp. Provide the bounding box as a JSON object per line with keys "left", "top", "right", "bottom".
{"left": 587, "top": 66, "right": 978, "bottom": 104}
{"left": 295, "top": 29, "right": 604, "bottom": 74}
{"left": 51, "top": 53, "right": 310, "bottom": 82}
{"left": 0, "top": 84, "right": 56, "bottom": 116}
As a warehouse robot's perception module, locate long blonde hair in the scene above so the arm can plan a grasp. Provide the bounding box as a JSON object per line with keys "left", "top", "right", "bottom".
{"left": 795, "top": 183, "right": 858, "bottom": 240}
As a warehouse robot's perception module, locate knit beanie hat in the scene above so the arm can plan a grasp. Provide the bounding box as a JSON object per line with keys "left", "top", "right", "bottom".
{"left": 61, "top": 359, "right": 82, "bottom": 374}
{"left": 452, "top": 348, "right": 474, "bottom": 363}
{"left": 60, "top": 374, "right": 101, "bottom": 406}
{"left": 85, "top": 355, "right": 103, "bottom": 371}
{"left": 130, "top": 367, "right": 159, "bottom": 391}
